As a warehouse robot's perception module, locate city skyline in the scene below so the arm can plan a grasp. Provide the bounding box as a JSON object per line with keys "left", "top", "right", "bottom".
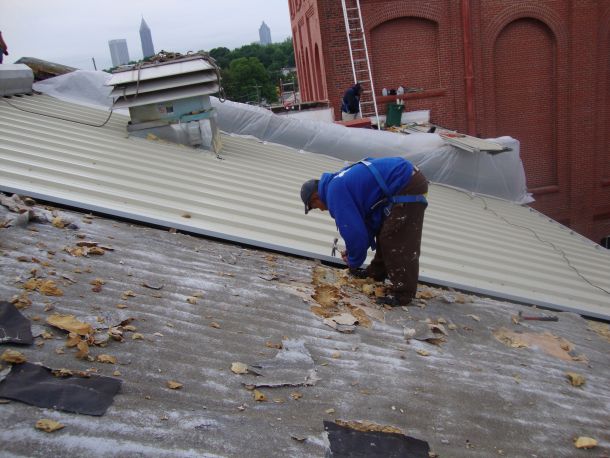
{"left": 2, "top": 0, "right": 291, "bottom": 71}
{"left": 108, "top": 39, "right": 130, "bottom": 67}
{"left": 259, "top": 21, "right": 272, "bottom": 46}
{"left": 139, "top": 17, "right": 155, "bottom": 59}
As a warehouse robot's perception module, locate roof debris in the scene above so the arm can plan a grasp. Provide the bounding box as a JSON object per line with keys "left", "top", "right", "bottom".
{"left": 244, "top": 339, "right": 319, "bottom": 388}
{"left": 0, "top": 301, "right": 34, "bottom": 345}
{"left": 0, "top": 362, "right": 121, "bottom": 415}
{"left": 0, "top": 195, "right": 608, "bottom": 456}
{"left": 493, "top": 328, "right": 588, "bottom": 362}
{"left": 35, "top": 419, "right": 65, "bottom": 433}
{"left": 324, "top": 420, "right": 431, "bottom": 458}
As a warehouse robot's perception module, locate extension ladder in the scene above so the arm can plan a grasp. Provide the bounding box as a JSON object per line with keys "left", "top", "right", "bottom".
{"left": 340, "top": 0, "right": 379, "bottom": 123}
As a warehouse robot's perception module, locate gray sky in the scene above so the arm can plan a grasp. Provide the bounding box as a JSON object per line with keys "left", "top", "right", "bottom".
{"left": 1, "top": 0, "right": 292, "bottom": 70}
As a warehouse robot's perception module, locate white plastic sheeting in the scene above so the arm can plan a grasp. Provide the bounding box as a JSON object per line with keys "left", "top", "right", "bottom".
{"left": 33, "top": 70, "right": 532, "bottom": 204}
{"left": 212, "top": 98, "right": 532, "bottom": 204}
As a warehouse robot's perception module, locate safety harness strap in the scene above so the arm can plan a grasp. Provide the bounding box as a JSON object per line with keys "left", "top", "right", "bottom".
{"left": 359, "top": 159, "right": 427, "bottom": 215}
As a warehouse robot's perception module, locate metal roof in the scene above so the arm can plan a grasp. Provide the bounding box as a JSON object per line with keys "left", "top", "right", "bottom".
{"left": 1, "top": 94, "right": 609, "bottom": 319}
{"left": 2, "top": 202, "right": 609, "bottom": 457}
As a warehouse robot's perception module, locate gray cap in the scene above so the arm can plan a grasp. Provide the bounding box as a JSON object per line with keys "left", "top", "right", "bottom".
{"left": 300, "top": 179, "right": 319, "bottom": 214}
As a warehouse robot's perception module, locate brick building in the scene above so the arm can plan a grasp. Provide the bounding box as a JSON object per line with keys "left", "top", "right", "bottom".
{"left": 289, "top": 0, "right": 610, "bottom": 245}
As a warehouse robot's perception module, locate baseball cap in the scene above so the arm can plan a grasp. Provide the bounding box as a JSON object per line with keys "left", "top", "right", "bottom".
{"left": 300, "top": 179, "right": 319, "bottom": 214}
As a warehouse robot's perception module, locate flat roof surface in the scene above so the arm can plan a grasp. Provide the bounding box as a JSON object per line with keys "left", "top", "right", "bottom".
{"left": 1, "top": 94, "right": 609, "bottom": 319}
{"left": 0, "top": 202, "right": 609, "bottom": 457}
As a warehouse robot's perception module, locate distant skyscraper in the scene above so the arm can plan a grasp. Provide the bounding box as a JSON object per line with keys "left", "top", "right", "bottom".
{"left": 108, "top": 39, "right": 130, "bottom": 67}
{"left": 140, "top": 17, "right": 155, "bottom": 58}
{"left": 259, "top": 21, "right": 272, "bottom": 46}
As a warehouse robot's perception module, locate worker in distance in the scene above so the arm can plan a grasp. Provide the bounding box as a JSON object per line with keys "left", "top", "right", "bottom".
{"left": 340, "top": 82, "right": 363, "bottom": 121}
{"left": 301, "top": 156, "right": 428, "bottom": 306}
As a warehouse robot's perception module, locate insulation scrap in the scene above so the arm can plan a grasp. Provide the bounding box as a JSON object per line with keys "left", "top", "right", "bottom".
{"left": 309, "top": 266, "right": 384, "bottom": 331}
{"left": 22, "top": 279, "right": 63, "bottom": 296}
{"left": 335, "top": 419, "right": 404, "bottom": 435}
{"left": 52, "top": 216, "right": 66, "bottom": 229}
{"left": 253, "top": 389, "right": 267, "bottom": 401}
{"left": 312, "top": 284, "right": 341, "bottom": 308}
{"left": 587, "top": 320, "right": 610, "bottom": 343}
{"left": 1, "top": 349, "right": 27, "bottom": 364}
{"left": 167, "top": 381, "right": 183, "bottom": 389}
{"left": 75, "top": 340, "right": 89, "bottom": 359}
{"left": 566, "top": 372, "right": 585, "bottom": 387}
{"left": 46, "top": 314, "right": 93, "bottom": 336}
{"left": 493, "top": 328, "right": 587, "bottom": 362}
{"left": 35, "top": 419, "right": 65, "bottom": 433}
{"left": 574, "top": 437, "right": 597, "bottom": 449}
{"left": 10, "top": 292, "right": 32, "bottom": 309}
{"left": 231, "top": 362, "right": 249, "bottom": 374}
{"left": 404, "top": 321, "right": 447, "bottom": 345}
{"left": 97, "top": 354, "right": 117, "bottom": 364}
{"left": 64, "top": 245, "right": 105, "bottom": 257}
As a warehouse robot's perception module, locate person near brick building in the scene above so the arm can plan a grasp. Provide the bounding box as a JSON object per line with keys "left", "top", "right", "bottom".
{"left": 0, "top": 31, "right": 9, "bottom": 64}
{"left": 340, "top": 82, "right": 362, "bottom": 121}
{"left": 300, "top": 156, "right": 429, "bottom": 306}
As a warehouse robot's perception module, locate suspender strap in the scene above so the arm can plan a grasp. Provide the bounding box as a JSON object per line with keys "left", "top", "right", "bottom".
{"left": 359, "top": 160, "right": 392, "bottom": 196}
{"left": 359, "top": 160, "right": 428, "bottom": 213}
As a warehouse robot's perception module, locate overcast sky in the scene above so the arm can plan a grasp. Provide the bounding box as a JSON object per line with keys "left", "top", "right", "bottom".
{"left": 1, "top": 0, "right": 292, "bottom": 70}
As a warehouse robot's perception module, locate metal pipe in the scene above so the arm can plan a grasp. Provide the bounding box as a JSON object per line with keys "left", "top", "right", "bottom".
{"left": 461, "top": 0, "right": 476, "bottom": 136}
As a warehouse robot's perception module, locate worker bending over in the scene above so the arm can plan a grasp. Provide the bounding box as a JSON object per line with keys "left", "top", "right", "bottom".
{"left": 301, "top": 157, "right": 428, "bottom": 306}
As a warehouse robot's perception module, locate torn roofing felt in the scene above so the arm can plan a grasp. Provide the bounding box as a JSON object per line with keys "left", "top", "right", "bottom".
{"left": 0, "top": 362, "right": 121, "bottom": 416}
{"left": 324, "top": 421, "right": 431, "bottom": 458}
{"left": 1, "top": 94, "right": 609, "bottom": 319}
{"left": 0, "top": 301, "right": 34, "bottom": 345}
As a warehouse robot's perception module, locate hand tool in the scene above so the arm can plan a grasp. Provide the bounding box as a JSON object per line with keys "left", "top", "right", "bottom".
{"left": 331, "top": 237, "right": 339, "bottom": 257}
{"left": 517, "top": 311, "right": 558, "bottom": 322}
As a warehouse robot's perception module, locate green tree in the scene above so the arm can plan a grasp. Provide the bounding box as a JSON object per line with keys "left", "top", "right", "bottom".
{"left": 209, "top": 47, "right": 232, "bottom": 69}
{"left": 225, "top": 57, "right": 277, "bottom": 103}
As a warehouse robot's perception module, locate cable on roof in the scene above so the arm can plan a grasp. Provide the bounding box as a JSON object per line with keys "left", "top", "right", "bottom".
{"left": 462, "top": 189, "right": 610, "bottom": 296}
{"left": 1, "top": 95, "right": 115, "bottom": 128}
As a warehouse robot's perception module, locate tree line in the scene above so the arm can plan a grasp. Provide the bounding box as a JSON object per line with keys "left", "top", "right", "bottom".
{"left": 209, "top": 38, "right": 296, "bottom": 104}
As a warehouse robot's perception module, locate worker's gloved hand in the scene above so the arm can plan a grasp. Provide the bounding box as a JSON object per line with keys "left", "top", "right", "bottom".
{"left": 340, "top": 250, "right": 348, "bottom": 264}
{"left": 348, "top": 268, "right": 369, "bottom": 279}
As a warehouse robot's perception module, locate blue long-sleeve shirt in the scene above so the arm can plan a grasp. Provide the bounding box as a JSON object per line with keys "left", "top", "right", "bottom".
{"left": 317, "top": 157, "right": 414, "bottom": 268}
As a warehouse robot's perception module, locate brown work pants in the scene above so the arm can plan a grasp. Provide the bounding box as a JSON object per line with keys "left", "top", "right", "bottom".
{"left": 365, "top": 170, "right": 428, "bottom": 305}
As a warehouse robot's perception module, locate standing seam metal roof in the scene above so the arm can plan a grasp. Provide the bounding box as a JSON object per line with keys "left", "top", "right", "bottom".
{"left": 1, "top": 94, "right": 609, "bottom": 318}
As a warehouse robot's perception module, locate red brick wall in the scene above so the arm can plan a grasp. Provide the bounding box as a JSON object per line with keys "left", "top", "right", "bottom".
{"left": 290, "top": 0, "right": 610, "bottom": 244}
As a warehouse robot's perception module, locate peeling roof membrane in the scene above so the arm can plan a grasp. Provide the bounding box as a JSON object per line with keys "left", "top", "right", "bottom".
{"left": 0, "top": 94, "right": 609, "bottom": 319}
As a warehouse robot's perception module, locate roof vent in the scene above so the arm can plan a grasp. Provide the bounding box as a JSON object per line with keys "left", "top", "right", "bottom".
{"left": 0, "top": 64, "right": 34, "bottom": 96}
{"left": 106, "top": 53, "right": 222, "bottom": 152}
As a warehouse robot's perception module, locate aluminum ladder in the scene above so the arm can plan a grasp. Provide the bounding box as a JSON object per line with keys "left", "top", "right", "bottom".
{"left": 340, "top": 0, "right": 379, "bottom": 123}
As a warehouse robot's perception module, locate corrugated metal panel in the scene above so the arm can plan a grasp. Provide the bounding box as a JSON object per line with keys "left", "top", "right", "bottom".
{"left": 1, "top": 94, "right": 609, "bottom": 318}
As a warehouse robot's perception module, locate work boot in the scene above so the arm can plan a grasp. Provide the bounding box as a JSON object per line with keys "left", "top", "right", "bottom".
{"left": 376, "top": 295, "right": 401, "bottom": 307}
{"left": 348, "top": 268, "right": 369, "bottom": 279}
{"left": 364, "top": 267, "right": 387, "bottom": 282}
{"left": 376, "top": 295, "right": 413, "bottom": 307}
